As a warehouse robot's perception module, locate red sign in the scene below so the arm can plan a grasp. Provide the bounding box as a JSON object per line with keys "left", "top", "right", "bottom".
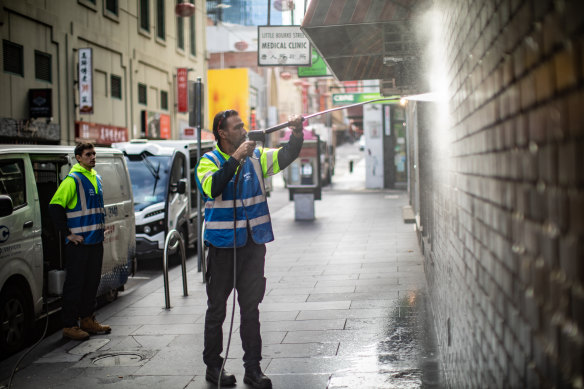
{"left": 160, "top": 114, "right": 171, "bottom": 139}
{"left": 75, "top": 121, "right": 128, "bottom": 145}
{"left": 177, "top": 68, "right": 188, "bottom": 113}
{"left": 144, "top": 111, "right": 171, "bottom": 139}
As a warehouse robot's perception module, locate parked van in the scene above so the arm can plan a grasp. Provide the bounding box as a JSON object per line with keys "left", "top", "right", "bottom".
{"left": 0, "top": 145, "right": 135, "bottom": 356}
{"left": 112, "top": 139, "right": 214, "bottom": 261}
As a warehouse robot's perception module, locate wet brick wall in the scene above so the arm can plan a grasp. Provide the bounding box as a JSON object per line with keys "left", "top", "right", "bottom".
{"left": 421, "top": 0, "right": 584, "bottom": 387}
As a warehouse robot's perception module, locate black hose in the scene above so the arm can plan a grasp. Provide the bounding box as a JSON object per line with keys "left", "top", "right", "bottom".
{"left": 7, "top": 297, "right": 50, "bottom": 389}
{"left": 218, "top": 166, "right": 242, "bottom": 389}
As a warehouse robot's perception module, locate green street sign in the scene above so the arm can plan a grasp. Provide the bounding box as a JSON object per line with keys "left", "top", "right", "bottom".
{"left": 331, "top": 93, "right": 399, "bottom": 106}
{"left": 298, "top": 48, "right": 331, "bottom": 78}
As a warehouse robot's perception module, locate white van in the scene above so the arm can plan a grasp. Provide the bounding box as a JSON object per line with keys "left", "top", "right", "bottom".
{"left": 0, "top": 145, "right": 136, "bottom": 356}
{"left": 112, "top": 139, "right": 214, "bottom": 261}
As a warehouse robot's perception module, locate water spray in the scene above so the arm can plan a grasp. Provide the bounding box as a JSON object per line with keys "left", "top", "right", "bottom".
{"left": 246, "top": 93, "right": 438, "bottom": 142}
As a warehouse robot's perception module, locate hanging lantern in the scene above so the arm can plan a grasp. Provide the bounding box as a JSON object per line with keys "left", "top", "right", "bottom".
{"left": 280, "top": 71, "right": 292, "bottom": 80}
{"left": 175, "top": 2, "right": 195, "bottom": 17}
{"left": 234, "top": 41, "right": 249, "bottom": 51}
{"left": 273, "top": 0, "right": 295, "bottom": 11}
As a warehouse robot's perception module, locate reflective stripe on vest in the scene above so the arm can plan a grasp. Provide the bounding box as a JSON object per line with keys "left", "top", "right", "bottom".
{"left": 263, "top": 149, "right": 277, "bottom": 176}
{"left": 66, "top": 172, "right": 105, "bottom": 244}
{"left": 201, "top": 148, "right": 274, "bottom": 248}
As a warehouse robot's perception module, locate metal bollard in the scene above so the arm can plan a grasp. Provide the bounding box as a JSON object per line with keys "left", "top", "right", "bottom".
{"left": 162, "top": 229, "right": 188, "bottom": 309}
{"left": 349, "top": 160, "right": 353, "bottom": 173}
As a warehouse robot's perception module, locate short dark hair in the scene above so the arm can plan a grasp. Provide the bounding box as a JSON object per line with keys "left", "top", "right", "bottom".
{"left": 74, "top": 142, "right": 95, "bottom": 157}
{"left": 212, "top": 110, "right": 238, "bottom": 141}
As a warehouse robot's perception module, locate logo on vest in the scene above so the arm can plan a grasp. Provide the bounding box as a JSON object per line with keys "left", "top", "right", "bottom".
{"left": 243, "top": 172, "right": 252, "bottom": 182}
{"left": 88, "top": 188, "right": 95, "bottom": 196}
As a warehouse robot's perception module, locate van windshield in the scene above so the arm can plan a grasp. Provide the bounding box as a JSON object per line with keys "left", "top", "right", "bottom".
{"left": 125, "top": 154, "right": 171, "bottom": 211}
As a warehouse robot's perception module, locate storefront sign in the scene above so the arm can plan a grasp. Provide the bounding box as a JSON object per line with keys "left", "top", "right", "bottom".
{"left": 143, "top": 111, "right": 171, "bottom": 139}
{"left": 29, "top": 89, "right": 52, "bottom": 118}
{"left": 78, "top": 48, "right": 93, "bottom": 114}
{"left": 177, "top": 68, "right": 189, "bottom": 113}
{"left": 258, "top": 26, "right": 310, "bottom": 66}
{"left": 75, "top": 121, "right": 128, "bottom": 145}
{"left": 298, "top": 48, "right": 331, "bottom": 78}
{"left": 332, "top": 92, "right": 399, "bottom": 106}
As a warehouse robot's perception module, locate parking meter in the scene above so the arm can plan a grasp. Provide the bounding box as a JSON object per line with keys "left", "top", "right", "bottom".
{"left": 280, "top": 129, "right": 322, "bottom": 220}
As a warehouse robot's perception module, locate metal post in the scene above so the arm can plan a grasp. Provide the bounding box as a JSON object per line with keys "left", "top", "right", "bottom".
{"left": 162, "top": 229, "right": 188, "bottom": 309}
{"left": 267, "top": 0, "right": 271, "bottom": 25}
{"left": 195, "top": 77, "right": 203, "bottom": 274}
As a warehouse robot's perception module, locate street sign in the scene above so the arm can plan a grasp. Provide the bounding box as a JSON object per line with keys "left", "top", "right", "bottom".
{"left": 258, "top": 26, "right": 311, "bottom": 66}
{"left": 332, "top": 92, "right": 399, "bottom": 106}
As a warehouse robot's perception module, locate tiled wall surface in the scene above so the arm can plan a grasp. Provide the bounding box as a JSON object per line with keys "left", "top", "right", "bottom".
{"left": 419, "top": 0, "right": 584, "bottom": 387}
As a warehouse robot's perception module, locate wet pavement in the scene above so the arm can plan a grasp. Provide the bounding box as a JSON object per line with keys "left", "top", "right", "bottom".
{"left": 1, "top": 141, "right": 444, "bottom": 388}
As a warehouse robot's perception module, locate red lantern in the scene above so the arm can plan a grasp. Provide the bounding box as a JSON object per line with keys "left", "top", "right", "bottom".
{"left": 175, "top": 2, "right": 195, "bottom": 17}
{"left": 234, "top": 41, "right": 248, "bottom": 51}
{"left": 273, "top": 0, "right": 295, "bottom": 11}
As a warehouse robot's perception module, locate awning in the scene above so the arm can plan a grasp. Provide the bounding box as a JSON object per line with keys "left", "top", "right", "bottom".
{"left": 301, "top": 0, "right": 431, "bottom": 92}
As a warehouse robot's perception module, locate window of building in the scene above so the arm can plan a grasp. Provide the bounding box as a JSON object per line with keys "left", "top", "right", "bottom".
{"left": 189, "top": 0, "right": 196, "bottom": 56}
{"left": 111, "top": 75, "right": 122, "bottom": 99}
{"left": 105, "top": 0, "right": 118, "bottom": 15}
{"left": 34, "top": 50, "right": 51, "bottom": 82}
{"left": 140, "top": 0, "right": 150, "bottom": 32}
{"left": 161, "top": 90, "right": 168, "bottom": 110}
{"left": 156, "top": 0, "right": 165, "bottom": 40}
{"left": 3, "top": 40, "right": 24, "bottom": 77}
{"left": 138, "top": 83, "right": 147, "bottom": 105}
{"left": 177, "top": 0, "right": 184, "bottom": 50}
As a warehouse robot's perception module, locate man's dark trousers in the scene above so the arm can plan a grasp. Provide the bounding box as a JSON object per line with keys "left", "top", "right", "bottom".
{"left": 61, "top": 242, "right": 104, "bottom": 327}
{"left": 203, "top": 237, "right": 267, "bottom": 370}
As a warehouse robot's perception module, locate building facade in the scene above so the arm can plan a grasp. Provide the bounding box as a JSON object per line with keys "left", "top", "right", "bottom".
{"left": 206, "top": 0, "right": 282, "bottom": 26}
{"left": 0, "top": 0, "right": 208, "bottom": 146}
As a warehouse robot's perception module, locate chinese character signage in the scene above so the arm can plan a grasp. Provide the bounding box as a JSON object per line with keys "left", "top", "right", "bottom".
{"left": 75, "top": 121, "right": 128, "bottom": 145}
{"left": 177, "top": 68, "right": 189, "bottom": 113}
{"left": 258, "top": 26, "right": 311, "bottom": 66}
{"left": 78, "top": 48, "right": 93, "bottom": 114}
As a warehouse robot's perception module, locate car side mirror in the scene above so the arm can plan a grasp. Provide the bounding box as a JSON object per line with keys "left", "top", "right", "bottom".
{"left": 0, "top": 195, "right": 14, "bottom": 217}
{"left": 177, "top": 178, "right": 187, "bottom": 195}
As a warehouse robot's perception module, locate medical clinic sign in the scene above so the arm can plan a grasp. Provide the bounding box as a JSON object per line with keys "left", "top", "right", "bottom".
{"left": 258, "top": 26, "right": 310, "bottom": 66}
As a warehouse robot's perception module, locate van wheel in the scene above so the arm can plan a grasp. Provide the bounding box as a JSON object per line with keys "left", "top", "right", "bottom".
{"left": 0, "top": 286, "right": 32, "bottom": 357}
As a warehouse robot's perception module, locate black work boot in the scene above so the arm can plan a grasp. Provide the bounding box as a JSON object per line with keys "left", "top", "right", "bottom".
{"left": 205, "top": 365, "right": 236, "bottom": 387}
{"left": 243, "top": 366, "right": 272, "bottom": 389}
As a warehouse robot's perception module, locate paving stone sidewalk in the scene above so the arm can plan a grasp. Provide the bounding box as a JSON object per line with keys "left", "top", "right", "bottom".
{"left": 2, "top": 182, "right": 442, "bottom": 388}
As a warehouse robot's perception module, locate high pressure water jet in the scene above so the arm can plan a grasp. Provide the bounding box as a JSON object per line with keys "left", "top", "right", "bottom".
{"left": 246, "top": 93, "right": 439, "bottom": 142}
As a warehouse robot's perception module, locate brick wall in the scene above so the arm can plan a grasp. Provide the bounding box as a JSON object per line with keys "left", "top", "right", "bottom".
{"left": 416, "top": 0, "right": 584, "bottom": 386}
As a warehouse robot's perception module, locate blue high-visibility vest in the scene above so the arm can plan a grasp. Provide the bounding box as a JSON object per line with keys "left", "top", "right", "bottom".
{"left": 65, "top": 172, "right": 105, "bottom": 244}
{"left": 199, "top": 149, "right": 274, "bottom": 248}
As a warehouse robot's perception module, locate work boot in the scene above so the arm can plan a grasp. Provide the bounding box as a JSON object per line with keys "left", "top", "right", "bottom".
{"left": 205, "top": 366, "right": 236, "bottom": 387}
{"left": 243, "top": 366, "right": 272, "bottom": 389}
{"left": 80, "top": 315, "right": 111, "bottom": 334}
{"left": 62, "top": 326, "right": 89, "bottom": 341}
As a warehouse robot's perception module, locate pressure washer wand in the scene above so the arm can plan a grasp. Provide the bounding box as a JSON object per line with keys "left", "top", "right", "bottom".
{"left": 247, "top": 97, "right": 398, "bottom": 142}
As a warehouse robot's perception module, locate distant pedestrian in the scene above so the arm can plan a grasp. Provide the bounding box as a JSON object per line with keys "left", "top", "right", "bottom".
{"left": 49, "top": 142, "right": 111, "bottom": 340}
{"left": 196, "top": 110, "right": 304, "bottom": 388}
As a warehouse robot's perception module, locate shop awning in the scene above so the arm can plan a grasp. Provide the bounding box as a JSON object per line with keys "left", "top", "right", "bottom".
{"left": 301, "top": 0, "right": 431, "bottom": 92}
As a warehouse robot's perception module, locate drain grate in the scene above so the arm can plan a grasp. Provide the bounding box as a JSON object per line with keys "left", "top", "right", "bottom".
{"left": 92, "top": 352, "right": 144, "bottom": 366}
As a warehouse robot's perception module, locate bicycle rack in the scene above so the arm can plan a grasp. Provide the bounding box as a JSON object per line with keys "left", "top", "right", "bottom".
{"left": 162, "top": 229, "right": 188, "bottom": 309}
